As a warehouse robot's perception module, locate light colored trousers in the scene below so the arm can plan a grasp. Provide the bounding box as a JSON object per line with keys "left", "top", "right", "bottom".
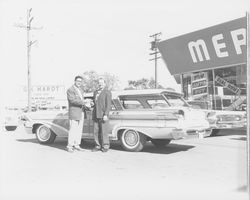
{"left": 67, "top": 115, "right": 84, "bottom": 148}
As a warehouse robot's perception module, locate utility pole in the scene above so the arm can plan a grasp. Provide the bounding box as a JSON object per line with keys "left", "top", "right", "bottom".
{"left": 14, "top": 8, "right": 42, "bottom": 112}
{"left": 149, "top": 32, "right": 161, "bottom": 88}
{"left": 246, "top": 11, "right": 250, "bottom": 197}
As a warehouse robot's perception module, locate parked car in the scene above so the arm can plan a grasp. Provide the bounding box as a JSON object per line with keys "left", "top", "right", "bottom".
{"left": 187, "top": 100, "right": 247, "bottom": 136}
{"left": 2, "top": 109, "right": 22, "bottom": 131}
{"left": 22, "top": 89, "right": 211, "bottom": 152}
{"left": 205, "top": 110, "right": 247, "bottom": 136}
{"left": 187, "top": 100, "right": 210, "bottom": 110}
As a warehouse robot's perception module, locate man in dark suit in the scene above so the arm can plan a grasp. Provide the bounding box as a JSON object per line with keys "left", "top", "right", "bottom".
{"left": 66, "top": 75, "right": 87, "bottom": 153}
{"left": 92, "top": 77, "right": 112, "bottom": 152}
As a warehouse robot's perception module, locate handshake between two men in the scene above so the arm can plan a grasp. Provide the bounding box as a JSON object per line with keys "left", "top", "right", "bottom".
{"left": 82, "top": 98, "right": 94, "bottom": 111}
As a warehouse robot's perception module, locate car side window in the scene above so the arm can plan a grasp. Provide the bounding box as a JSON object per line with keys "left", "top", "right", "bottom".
{"left": 112, "top": 99, "right": 123, "bottom": 110}
{"left": 147, "top": 99, "right": 170, "bottom": 109}
{"left": 120, "top": 100, "right": 144, "bottom": 109}
{"left": 164, "top": 94, "right": 189, "bottom": 107}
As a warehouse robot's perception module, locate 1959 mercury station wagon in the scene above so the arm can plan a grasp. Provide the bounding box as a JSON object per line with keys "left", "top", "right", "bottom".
{"left": 22, "top": 89, "right": 212, "bottom": 152}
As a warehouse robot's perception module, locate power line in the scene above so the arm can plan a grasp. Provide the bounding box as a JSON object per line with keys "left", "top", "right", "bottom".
{"left": 14, "top": 8, "right": 42, "bottom": 112}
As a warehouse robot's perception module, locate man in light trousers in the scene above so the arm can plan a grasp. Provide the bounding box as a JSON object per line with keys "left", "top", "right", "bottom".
{"left": 66, "top": 75, "right": 87, "bottom": 152}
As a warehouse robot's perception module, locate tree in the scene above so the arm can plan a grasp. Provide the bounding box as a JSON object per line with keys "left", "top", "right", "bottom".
{"left": 81, "top": 70, "right": 120, "bottom": 92}
{"left": 125, "top": 77, "right": 164, "bottom": 90}
{"left": 148, "top": 78, "right": 164, "bottom": 89}
{"left": 81, "top": 71, "right": 99, "bottom": 93}
{"left": 102, "top": 72, "right": 120, "bottom": 91}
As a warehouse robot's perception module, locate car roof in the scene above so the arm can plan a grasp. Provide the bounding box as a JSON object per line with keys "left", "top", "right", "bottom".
{"left": 85, "top": 89, "right": 182, "bottom": 99}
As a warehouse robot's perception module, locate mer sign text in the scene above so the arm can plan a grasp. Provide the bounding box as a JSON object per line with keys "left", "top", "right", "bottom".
{"left": 157, "top": 17, "right": 246, "bottom": 75}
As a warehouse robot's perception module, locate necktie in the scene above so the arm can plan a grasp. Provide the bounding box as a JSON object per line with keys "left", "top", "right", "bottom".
{"left": 95, "top": 89, "right": 102, "bottom": 101}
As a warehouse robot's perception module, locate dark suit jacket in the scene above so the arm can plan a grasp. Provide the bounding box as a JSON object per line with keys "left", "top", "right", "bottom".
{"left": 92, "top": 87, "right": 112, "bottom": 121}
{"left": 67, "top": 85, "right": 86, "bottom": 120}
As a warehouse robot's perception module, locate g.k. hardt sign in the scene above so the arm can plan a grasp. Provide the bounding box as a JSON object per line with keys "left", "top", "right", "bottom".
{"left": 157, "top": 17, "right": 246, "bottom": 75}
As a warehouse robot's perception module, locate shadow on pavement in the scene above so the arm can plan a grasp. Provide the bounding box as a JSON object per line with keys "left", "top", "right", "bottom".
{"left": 16, "top": 137, "right": 95, "bottom": 152}
{"left": 211, "top": 129, "right": 246, "bottom": 137}
{"left": 230, "top": 136, "right": 247, "bottom": 141}
{"left": 16, "top": 138, "right": 195, "bottom": 154}
{"left": 110, "top": 142, "right": 195, "bottom": 154}
{"left": 236, "top": 185, "right": 247, "bottom": 192}
{"left": 141, "top": 143, "right": 195, "bottom": 154}
{"left": 16, "top": 138, "right": 67, "bottom": 151}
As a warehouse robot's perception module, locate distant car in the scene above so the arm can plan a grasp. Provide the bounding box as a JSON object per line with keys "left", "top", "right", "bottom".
{"left": 206, "top": 110, "right": 247, "bottom": 136}
{"left": 3, "top": 109, "right": 20, "bottom": 131}
{"left": 22, "top": 89, "right": 211, "bottom": 152}
{"left": 235, "top": 99, "right": 247, "bottom": 111}
{"left": 188, "top": 100, "right": 247, "bottom": 136}
{"left": 240, "top": 104, "right": 247, "bottom": 111}
{"left": 187, "top": 100, "right": 209, "bottom": 110}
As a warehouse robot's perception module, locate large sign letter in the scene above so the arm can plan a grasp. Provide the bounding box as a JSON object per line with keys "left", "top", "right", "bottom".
{"left": 188, "top": 40, "right": 210, "bottom": 63}
{"left": 231, "top": 28, "right": 246, "bottom": 54}
{"left": 212, "top": 34, "right": 228, "bottom": 58}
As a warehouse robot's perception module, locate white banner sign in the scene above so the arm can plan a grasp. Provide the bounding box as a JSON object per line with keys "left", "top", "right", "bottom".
{"left": 215, "top": 76, "right": 241, "bottom": 95}
{"left": 22, "top": 85, "right": 66, "bottom": 107}
{"left": 191, "top": 72, "right": 208, "bottom": 98}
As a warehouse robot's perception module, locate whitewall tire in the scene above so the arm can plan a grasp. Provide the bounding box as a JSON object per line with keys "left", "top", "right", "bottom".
{"left": 36, "top": 125, "right": 56, "bottom": 144}
{"left": 120, "top": 129, "right": 147, "bottom": 152}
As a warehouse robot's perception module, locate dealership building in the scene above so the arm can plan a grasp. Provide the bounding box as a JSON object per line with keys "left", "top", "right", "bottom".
{"left": 158, "top": 17, "right": 247, "bottom": 110}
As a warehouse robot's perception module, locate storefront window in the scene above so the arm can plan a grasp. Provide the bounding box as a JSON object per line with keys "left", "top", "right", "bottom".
{"left": 180, "top": 64, "right": 246, "bottom": 111}
{"left": 214, "top": 65, "right": 246, "bottom": 96}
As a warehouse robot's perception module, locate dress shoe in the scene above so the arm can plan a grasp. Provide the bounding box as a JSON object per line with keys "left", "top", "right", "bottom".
{"left": 74, "top": 146, "right": 85, "bottom": 151}
{"left": 101, "top": 148, "right": 109, "bottom": 153}
{"left": 66, "top": 147, "right": 74, "bottom": 153}
{"left": 92, "top": 147, "right": 101, "bottom": 152}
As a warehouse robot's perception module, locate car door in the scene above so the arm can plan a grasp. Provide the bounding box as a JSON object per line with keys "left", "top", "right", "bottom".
{"left": 87, "top": 100, "right": 120, "bottom": 139}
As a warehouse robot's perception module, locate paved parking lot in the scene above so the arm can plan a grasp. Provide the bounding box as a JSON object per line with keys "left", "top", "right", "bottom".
{"left": 0, "top": 126, "right": 248, "bottom": 200}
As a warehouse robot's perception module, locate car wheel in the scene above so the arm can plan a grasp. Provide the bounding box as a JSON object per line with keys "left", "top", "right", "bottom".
{"left": 151, "top": 139, "right": 171, "bottom": 148}
{"left": 210, "top": 129, "right": 220, "bottom": 136}
{"left": 36, "top": 125, "right": 56, "bottom": 144}
{"left": 120, "top": 129, "right": 147, "bottom": 152}
{"left": 5, "top": 126, "right": 17, "bottom": 131}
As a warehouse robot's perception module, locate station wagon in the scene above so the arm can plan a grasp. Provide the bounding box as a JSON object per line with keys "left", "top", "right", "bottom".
{"left": 22, "top": 89, "right": 212, "bottom": 151}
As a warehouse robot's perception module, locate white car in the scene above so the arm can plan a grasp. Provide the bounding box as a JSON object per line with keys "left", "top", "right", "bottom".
{"left": 187, "top": 100, "right": 247, "bottom": 136}
{"left": 206, "top": 110, "right": 247, "bottom": 136}
{"left": 2, "top": 109, "right": 21, "bottom": 131}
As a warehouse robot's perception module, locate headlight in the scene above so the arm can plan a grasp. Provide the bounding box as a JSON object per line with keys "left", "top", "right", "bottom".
{"left": 206, "top": 111, "right": 216, "bottom": 119}
{"left": 174, "top": 110, "right": 185, "bottom": 119}
{"left": 235, "top": 117, "right": 241, "bottom": 121}
{"left": 244, "top": 112, "right": 247, "bottom": 118}
{"left": 20, "top": 115, "right": 29, "bottom": 121}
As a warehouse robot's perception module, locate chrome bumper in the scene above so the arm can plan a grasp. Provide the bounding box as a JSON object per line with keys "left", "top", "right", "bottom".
{"left": 208, "top": 117, "right": 247, "bottom": 130}
{"left": 211, "top": 121, "right": 247, "bottom": 129}
{"left": 171, "top": 128, "right": 212, "bottom": 139}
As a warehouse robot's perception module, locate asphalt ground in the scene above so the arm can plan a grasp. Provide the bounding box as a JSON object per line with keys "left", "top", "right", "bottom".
{"left": 0, "top": 126, "right": 248, "bottom": 200}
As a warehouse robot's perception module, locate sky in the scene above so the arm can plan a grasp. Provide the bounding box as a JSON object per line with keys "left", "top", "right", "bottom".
{"left": 0, "top": 0, "right": 249, "bottom": 106}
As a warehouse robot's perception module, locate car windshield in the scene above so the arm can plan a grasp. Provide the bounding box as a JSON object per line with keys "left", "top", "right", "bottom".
{"left": 163, "top": 94, "right": 189, "bottom": 107}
